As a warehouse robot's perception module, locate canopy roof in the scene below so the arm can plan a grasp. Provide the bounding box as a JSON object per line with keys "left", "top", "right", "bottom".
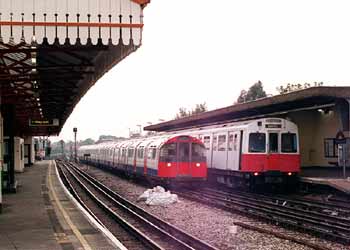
{"left": 0, "top": 0, "right": 149, "bottom": 136}
{"left": 144, "top": 87, "right": 350, "bottom": 132}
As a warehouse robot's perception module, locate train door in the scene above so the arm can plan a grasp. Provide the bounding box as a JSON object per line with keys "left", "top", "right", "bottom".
{"left": 212, "top": 133, "right": 227, "bottom": 169}
{"left": 177, "top": 141, "right": 190, "bottom": 176}
{"left": 202, "top": 135, "right": 212, "bottom": 168}
{"left": 227, "top": 131, "right": 240, "bottom": 171}
{"left": 267, "top": 132, "right": 280, "bottom": 170}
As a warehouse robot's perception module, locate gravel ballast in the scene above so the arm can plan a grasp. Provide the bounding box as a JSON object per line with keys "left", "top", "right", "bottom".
{"left": 76, "top": 164, "right": 349, "bottom": 250}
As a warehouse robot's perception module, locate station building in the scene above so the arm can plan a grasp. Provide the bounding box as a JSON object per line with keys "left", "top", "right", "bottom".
{"left": 145, "top": 86, "right": 350, "bottom": 178}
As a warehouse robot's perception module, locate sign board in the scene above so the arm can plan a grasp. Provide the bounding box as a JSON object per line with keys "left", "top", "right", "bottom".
{"left": 265, "top": 124, "right": 282, "bottom": 129}
{"left": 29, "top": 119, "right": 59, "bottom": 127}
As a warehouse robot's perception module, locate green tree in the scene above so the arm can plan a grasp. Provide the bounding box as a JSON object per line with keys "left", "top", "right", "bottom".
{"left": 80, "top": 138, "right": 95, "bottom": 145}
{"left": 236, "top": 81, "right": 267, "bottom": 103}
{"left": 192, "top": 103, "right": 207, "bottom": 115}
{"left": 175, "top": 102, "right": 208, "bottom": 119}
{"left": 276, "top": 81, "right": 323, "bottom": 94}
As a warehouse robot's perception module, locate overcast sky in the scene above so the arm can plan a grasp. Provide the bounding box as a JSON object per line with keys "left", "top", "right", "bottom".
{"left": 52, "top": 0, "right": 350, "bottom": 142}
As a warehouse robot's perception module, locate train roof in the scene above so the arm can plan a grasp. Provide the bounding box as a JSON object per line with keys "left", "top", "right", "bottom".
{"left": 78, "top": 134, "right": 204, "bottom": 152}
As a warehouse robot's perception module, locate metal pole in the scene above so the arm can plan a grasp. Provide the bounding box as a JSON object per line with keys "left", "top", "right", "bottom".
{"left": 73, "top": 127, "right": 77, "bottom": 162}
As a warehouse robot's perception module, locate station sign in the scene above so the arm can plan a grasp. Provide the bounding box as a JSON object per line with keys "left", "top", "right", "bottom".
{"left": 29, "top": 119, "right": 59, "bottom": 126}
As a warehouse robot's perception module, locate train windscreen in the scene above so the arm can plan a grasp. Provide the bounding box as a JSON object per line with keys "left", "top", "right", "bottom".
{"left": 178, "top": 142, "right": 190, "bottom": 162}
{"left": 281, "top": 133, "right": 298, "bottom": 153}
{"left": 160, "top": 143, "right": 177, "bottom": 162}
{"left": 191, "top": 143, "right": 206, "bottom": 162}
{"left": 249, "top": 133, "right": 266, "bottom": 153}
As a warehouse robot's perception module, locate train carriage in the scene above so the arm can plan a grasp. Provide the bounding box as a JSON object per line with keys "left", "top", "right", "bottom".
{"left": 78, "top": 135, "right": 207, "bottom": 183}
{"left": 174, "top": 118, "right": 300, "bottom": 187}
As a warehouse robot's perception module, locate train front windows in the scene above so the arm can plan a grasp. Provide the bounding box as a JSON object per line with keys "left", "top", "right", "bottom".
{"left": 191, "top": 143, "right": 206, "bottom": 162}
{"left": 282, "top": 133, "right": 297, "bottom": 153}
{"left": 249, "top": 133, "right": 266, "bottom": 153}
{"left": 179, "top": 142, "right": 190, "bottom": 162}
{"left": 269, "top": 133, "right": 278, "bottom": 153}
{"left": 160, "top": 143, "right": 177, "bottom": 162}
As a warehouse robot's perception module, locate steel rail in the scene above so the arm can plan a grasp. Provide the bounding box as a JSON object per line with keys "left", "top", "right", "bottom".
{"left": 65, "top": 161, "right": 218, "bottom": 250}
{"left": 178, "top": 189, "right": 350, "bottom": 244}
{"left": 59, "top": 162, "right": 164, "bottom": 250}
{"left": 203, "top": 188, "right": 350, "bottom": 225}
{"left": 56, "top": 162, "right": 104, "bottom": 226}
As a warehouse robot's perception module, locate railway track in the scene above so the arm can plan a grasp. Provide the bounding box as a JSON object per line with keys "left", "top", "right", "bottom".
{"left": 57, "top": 160, "right": 218, "bottom": 250}
{"left": 204, "top": 188, "right": 350, "bottom": 220}
{"left": 175, "top": 187, "right": 350, "bottom": 247}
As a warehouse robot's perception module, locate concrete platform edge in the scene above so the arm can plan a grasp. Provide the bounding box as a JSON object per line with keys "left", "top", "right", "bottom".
{"left": 53, "top": 160, "right": 127, "bottom": 250}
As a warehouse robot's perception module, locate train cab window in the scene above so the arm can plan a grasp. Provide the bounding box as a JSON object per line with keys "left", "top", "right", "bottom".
{"left": 269, "top": 133, "right": 279, "bottom": 153}
{"left": 282, "top": 133, "right": 297, "bottom": 153}
{"left": 160, "top": 143, "right": 177, "bottom": 162}
{"left": 203, "top": 136, "right": 211, "bottom": 150}
{"left": 191, "top": 143, "right": 206, "bottom": 162}
{"left": 218, "top": 135, "right": 227, "bottom": 151}
{"left": 179, "top": 142, "right": 190, "bottom": 161}
{"left": 249, "top": 133, "right": 266, "bottom": 153}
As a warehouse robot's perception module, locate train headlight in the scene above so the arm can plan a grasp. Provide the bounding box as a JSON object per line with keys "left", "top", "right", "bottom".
{"left": 254, "top": 172, "right": 259, "bottom": 176}
{"left": 196, "top": 163, "right": 200, "bottom": 167}
{"left": 167, "top": 163, "right": 172, "bottom": 167}
{"left": 288, "top": 172, "right": 292, "bottom": 176}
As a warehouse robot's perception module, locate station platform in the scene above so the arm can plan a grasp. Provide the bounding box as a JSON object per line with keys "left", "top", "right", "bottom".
{"left": 0, "top": 160, "right": 122, "bottom": 250}
{"left": 300, "top": 167, "right": 350, "bottom": 195}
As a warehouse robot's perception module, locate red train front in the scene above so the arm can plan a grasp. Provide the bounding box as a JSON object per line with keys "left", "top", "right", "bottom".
{"left": 240, "top": 119, "right": 300, "bottom": 186}
{"left": 157, "top": 136, "right": 207, "bottom": 180}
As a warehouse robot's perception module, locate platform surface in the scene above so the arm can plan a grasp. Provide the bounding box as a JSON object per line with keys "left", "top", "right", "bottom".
{"left": 0, "top": 160, "right": 120, "bottom": 250}
{"left": 300, "top": 176, "right": 350, "bottom": 194}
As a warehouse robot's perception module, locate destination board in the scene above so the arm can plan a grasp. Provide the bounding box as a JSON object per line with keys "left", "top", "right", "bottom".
{"left": 29, "top": 119, "right": 59, "bottom": 126}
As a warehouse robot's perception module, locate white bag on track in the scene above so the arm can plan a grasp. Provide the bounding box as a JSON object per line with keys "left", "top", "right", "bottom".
{"left": 138, "top": 186, "right": 178, "bottom": 206}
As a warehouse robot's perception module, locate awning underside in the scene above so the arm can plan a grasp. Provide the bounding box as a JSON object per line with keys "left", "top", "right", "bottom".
{"left": 0, "top": 39, "right": 138, "bottom": 136}
{"left": 0, "top": 0, "right": 144, "bottom": 45}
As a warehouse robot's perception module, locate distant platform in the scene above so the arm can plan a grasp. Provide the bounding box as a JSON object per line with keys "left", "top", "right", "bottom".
{"left": 300, "top": 166, "right": 350, "bottom": 195}
{"left": 0, "top": 160, "right": 123, "bottom": 250}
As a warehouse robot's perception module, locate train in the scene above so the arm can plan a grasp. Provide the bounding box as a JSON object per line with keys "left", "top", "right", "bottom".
{"left": 174, "top": 117, "right": 300, "bottom": 189}
{"left": 78, "top": 134, "right": 208, "bottom": 185}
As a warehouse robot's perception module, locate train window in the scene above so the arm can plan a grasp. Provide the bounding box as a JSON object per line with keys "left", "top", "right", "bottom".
{"left": 160, "top": 143, "right": 177, "bottom": 162}
{"left": 269, "top": 133, "right": 278, "bottom": 153}
{"left": 138, "top": 147, "right": 144, "bottom": 158}
{"left": 128, "top": 149, "right": 134, "bottom": 157}
{"left": 228, "top": 134, "right": 234, "bottom": 151}
{"left": 148, "top": 148, "right": 157, "bottom": 159}
{"left": 281, "top": 133, "right": 297, "bottom": 153}
{"left": 218, "top": 135, "right": 227, "bottom": 151}
{"left": 213, "top": 136, "right": 217, "bottom": 151}
{"left": 179, "top": 142, "right": 190, "bottom": 161}
{"left": 249, "top": 133, "right": 266, "bottom": 153}
{"left": 191, "top": 143, "right": 206, "bottom": 162}
{"left": 203, "top": 136, "right": 211, "bottom": 150}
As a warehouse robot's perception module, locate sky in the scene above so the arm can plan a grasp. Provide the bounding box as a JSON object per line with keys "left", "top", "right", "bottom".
{"left": 52, "top": 0, "right": 350, "bottom": 142}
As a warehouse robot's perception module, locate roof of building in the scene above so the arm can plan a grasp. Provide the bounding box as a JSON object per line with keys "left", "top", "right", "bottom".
{"left": 144, "top": 86, "right": 350, "bottom": 132}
